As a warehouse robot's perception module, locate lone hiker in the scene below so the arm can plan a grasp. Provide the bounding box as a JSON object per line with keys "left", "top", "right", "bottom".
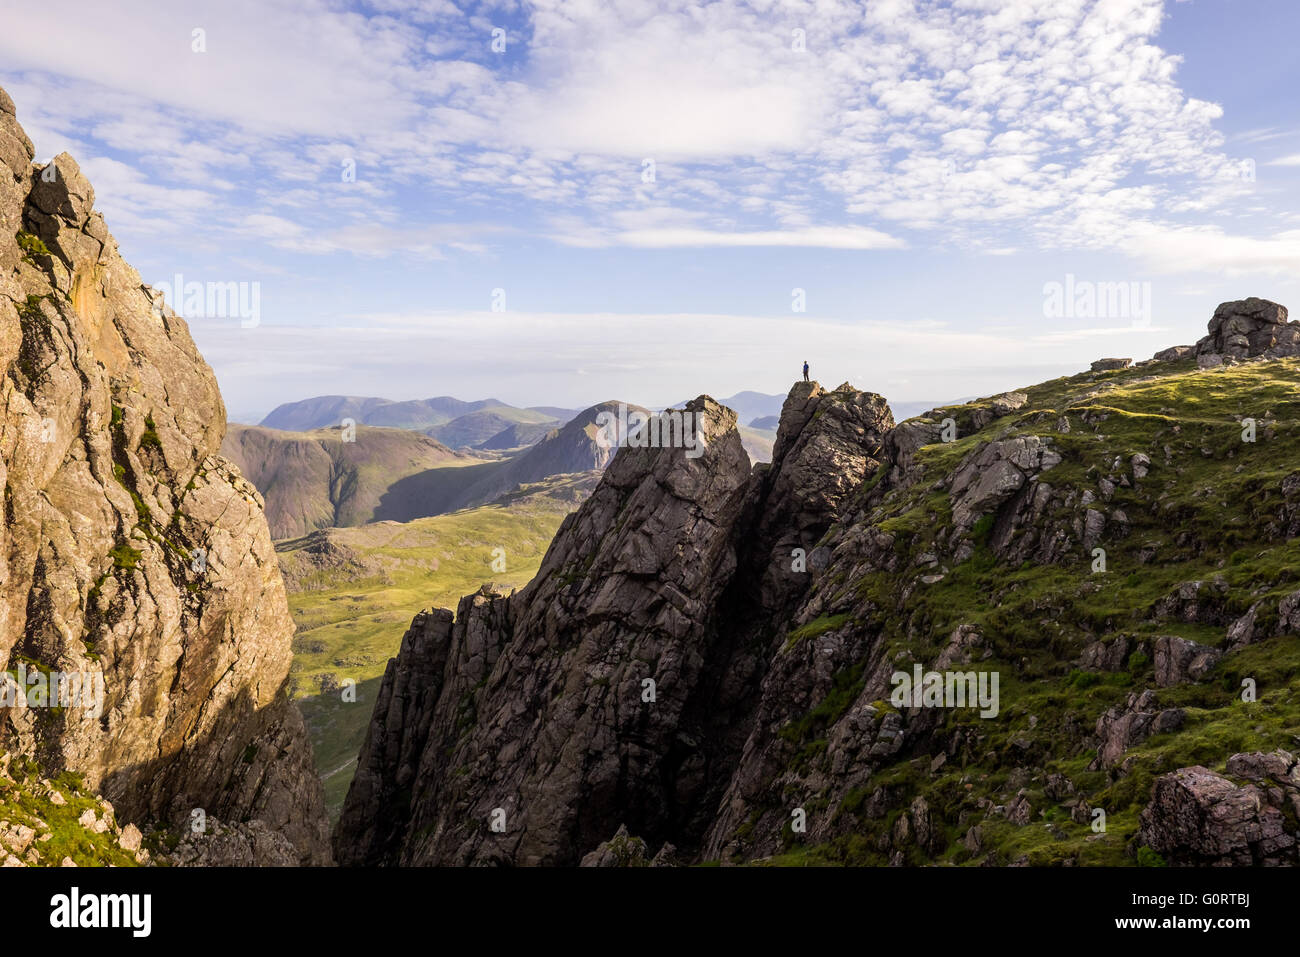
{"left": 802, "top": 360, "right": 810, "bottom": 382}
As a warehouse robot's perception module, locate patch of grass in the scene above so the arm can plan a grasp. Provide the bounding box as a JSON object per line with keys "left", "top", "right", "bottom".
{"left": 139, "top": 414, "right": 162, "bottom": 453}
{"left": 16, "top": 230, "right": 51, "bottom": 262}
{"left": 785, "top": 612, "right": 851, "bottom": 649}
{"left": 109, "top": 543, "right": 143, "bottom": 570}
{"left": 17, "top": 293, "right": 48, "bottom": 322}
{"left": 1135, "top": 846, "right": 1167, "bottom": 867}
{"left": 0, "top": 754, "right": 140, "bottom": 867}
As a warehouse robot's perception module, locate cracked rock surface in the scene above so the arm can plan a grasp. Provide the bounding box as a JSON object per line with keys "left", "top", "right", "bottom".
{"left": 0, "top": 86, "right": 329, "bottom": 864}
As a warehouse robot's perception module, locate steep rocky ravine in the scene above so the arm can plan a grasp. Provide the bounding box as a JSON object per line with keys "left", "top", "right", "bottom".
{"left": 339, "top": 298, "right": 1300, "bottom": 867}
{"left": 0, "top": 87, "right": 329, "bottom": 864}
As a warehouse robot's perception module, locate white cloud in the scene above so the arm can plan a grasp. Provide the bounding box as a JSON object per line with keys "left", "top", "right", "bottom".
{"left": 1122, "top": 224, "right": 1300, "bottom": 277}
{"left": 553, "top": 225, "right": 903, "bottom": 250}
{"left": 1, "top": 0, "right": 1268, "bottom": 265}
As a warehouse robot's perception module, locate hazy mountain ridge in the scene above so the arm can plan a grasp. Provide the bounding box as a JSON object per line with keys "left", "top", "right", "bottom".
{"left": 260, "top": 393, "right": 574, "bottom": 450}
{"left": 263, "top": 394, "right": 500, "bottom": 431}
{"left": 423, "top": 407, "right": 560, "bottom": 449}
{"left": 221, "top": 422, "right": 481, "bottom": 540}
{"left": 225, "top": 401, "right": 655, "bottom": 540}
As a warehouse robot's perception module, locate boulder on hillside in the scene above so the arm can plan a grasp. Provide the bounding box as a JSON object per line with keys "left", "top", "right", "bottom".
{"left": 1153, "top": 635, "right": 1222, "bottom": 687}
{"left": 1195, "top": 297, "right": 1297, "bottom": 359}
{"left": 1090, "top": 690, "right": 1184, "bottom": 770}
{"left": 948, "top": 435, "right": 1061, "bottom": 530}
{"left": 968, "top": 391, "right": 1027, "bottom": 430}
{"left": 1152, "top": 344, "right": 1194, "bottom": 362}
{"left": 1139, "top": 758, "right": 1299, "bottom": 865}
{"left": 1090, "top": 358, "right": 1131, "bottom": 372}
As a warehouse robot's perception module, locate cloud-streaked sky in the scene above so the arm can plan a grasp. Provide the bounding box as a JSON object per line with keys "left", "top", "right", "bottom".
{"left": 2, "top": 0, "right": 1298, "bottom": 421}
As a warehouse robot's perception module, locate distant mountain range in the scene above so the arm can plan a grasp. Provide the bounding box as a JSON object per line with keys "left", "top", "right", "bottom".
{"left": 259, "top": 394, "right": 578, "bottom": 450}
{"left": 260, "top": 394, "right": 560, "bottom": 432}
{"left": 223, "top": 401, "right": 651, "bottom": 539}
{"left": 221, "top": 424, "right": 476, "bottom": 539}
{"left": 233, "top": 389, "right": 952, "bottom": 540}
{"left": 256, "top": 390, "right": 953, "bottom": 443}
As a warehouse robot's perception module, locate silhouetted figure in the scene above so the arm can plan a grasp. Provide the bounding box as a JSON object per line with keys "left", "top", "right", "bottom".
{"left": 802, "top": 360, "right": 809, "bottom": 382}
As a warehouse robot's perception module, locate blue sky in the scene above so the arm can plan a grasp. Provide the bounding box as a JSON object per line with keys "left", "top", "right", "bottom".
{"left": 2, "top": 0, "right": 1298, "bottom": 422}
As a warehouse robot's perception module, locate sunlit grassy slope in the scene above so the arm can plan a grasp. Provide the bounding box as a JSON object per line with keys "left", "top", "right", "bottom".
{"left": 282, "top": 473, "right": 594, "bottom": 821}
{"left": 756, "top": 357, "right": 1300, "bottom": 865}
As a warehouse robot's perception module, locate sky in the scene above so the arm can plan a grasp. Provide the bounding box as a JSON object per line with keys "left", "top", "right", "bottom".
{"left": 2, "top": 0, "right": 1298, "bottom": 422}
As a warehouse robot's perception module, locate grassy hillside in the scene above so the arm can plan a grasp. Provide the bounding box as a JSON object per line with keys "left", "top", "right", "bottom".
{"left": 752, "top": 355, "right": 1300, "bottom": 865}
{"left": 284, "top": 474, "right": 596, "bottom": 820}
{"left": 221, "top": 423, "right": 486, "bottom": 539}
{"left": 227, "top": 404, "right": 638, "bottom": 542}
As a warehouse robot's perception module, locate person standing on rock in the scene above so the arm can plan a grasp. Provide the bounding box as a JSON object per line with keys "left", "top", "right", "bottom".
{"left": 802, "top": 360, "right": 810, "bottom": 382}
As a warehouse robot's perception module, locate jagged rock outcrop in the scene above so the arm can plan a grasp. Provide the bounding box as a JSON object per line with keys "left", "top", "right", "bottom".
{"left": 949, "top": 436, "right": 1061, "bottom": 531}
{"left": 1139, "top": 753, "right": 1300, "bottom": 865}
{"left": 0, "top": 86, "right": 328, "bottom": 863}
{"left": 1089, "top": 358, "right": 1131, "bottom": 372}
{"left": 881, "top": 390, "right": 1026, "bottom": 490}
{"left": 1152, "top": 344, "right": 1194, "bottom": 362}
{"left": 1090, "top": 691, "right": 1184, "bottom": 770}
{"left": 741, "top": 382, "right": 893, "bottom": 615}
{"left": 1195, "top": 297, "right": 1297, "bottom": 360}
{"left": 339, "top": 397, "right": 753, "bottom": 864}
{"left": 578, "top": 825, "right": 651, "bottom": 867}
{"left": 336, "top": 385, "right": 894, "bottom": 865}
{"left": 1152, "top": 635, "right": 1222, "bottom": 687}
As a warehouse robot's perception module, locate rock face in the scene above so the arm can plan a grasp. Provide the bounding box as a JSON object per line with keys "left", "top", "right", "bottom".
{"left": 1195, "top": 298, "right": 1298, "bottom": 360}
{"left": 1152, "top": 635, "right": 1221, "bottom": 687}
{"left": 1140, "top": 753, "right": 1300, "bottom": 865}
{"left": 0, "top": 87, "right": 329, "bottom": 863}
{"left": 1090, "top": 691, "right": 1184, "bottom": 770}
{"left": 335, "top": 385, "right": 894, "bottom": 864}
{"left": 948, "top": 436, "right": 1061, "bottom": 531}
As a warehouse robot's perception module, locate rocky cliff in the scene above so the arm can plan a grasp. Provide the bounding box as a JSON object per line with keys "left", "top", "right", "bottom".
{"left": 0, "top": 87, "right": 329, "bottom": 864}
{"left": 339, "top": 298, "right": 1300, "bottom": 867}
{"left": 336, "top": 384, "right": 894, "bottom": 864}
